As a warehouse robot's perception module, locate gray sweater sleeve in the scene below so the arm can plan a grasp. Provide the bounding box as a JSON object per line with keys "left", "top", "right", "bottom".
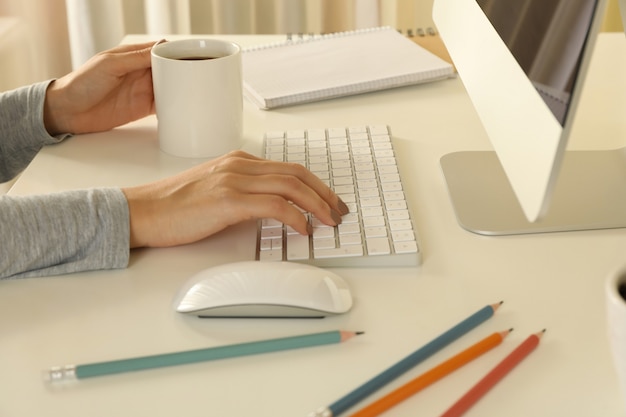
{"left": 0, "top": 81, "right": 130, "bottom": 279}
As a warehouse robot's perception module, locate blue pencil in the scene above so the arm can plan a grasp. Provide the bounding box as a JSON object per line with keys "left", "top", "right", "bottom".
{"left": 308, "top": 302, "right": 502, "bottom": 417}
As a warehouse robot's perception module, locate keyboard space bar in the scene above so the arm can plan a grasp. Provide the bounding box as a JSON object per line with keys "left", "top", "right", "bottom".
{"left": 314, "top": 246, "right": 364, "bottom": 259}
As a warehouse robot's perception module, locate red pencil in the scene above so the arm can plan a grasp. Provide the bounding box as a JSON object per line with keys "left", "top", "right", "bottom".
{"left": 439, "top": 330, "right": 545, "bottom": 417}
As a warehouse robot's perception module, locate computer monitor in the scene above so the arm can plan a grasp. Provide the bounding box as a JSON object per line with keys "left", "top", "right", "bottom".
{"left": 433, "top": 0, "right": 626, "bottom": 235}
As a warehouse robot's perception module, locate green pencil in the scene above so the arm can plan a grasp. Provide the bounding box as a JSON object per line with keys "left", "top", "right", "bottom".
{"left": 45, "top": 330, "right": 362, "bottom": 383}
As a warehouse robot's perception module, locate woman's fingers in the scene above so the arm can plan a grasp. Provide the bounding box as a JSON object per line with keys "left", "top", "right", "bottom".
{"left": 208, "top": 151, "right": 349, "bottom": 219}
{"left": 123, "top": 151, "right": 350, "bottom": 248}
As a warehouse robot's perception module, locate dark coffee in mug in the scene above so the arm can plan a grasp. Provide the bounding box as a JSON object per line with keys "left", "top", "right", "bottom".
{"left": 177, "top": 56, "right": 217, "bottom": 61}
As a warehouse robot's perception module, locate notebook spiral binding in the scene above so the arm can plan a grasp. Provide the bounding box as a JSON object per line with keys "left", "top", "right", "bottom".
{"left": 243, "top": 26, "right": 393, "bottom": 52}
{"left": 399, "top": 27, "right": 438, "bottom": 37}
{"left": 242, "top": 26, "right": 441, "bottom": 53}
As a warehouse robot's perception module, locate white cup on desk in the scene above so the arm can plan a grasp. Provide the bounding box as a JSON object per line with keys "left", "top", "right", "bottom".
{"left": 607, "top": 266, "right": 626, "bottom": 408}
{"left": 151, "top": 39, "right": 243, "bottom": 158}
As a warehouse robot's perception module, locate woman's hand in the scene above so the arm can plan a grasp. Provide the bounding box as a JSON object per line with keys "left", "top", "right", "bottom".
{"left": 43, "top": 42, "right": 157, "bottom": 136}
{"left": 122, "top": 151, "right": 349, "bottom": 248}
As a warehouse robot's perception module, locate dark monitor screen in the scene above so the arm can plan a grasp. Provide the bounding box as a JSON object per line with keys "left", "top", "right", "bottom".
{"left": 476, "top": 0, "right": 597, "bottom": 125}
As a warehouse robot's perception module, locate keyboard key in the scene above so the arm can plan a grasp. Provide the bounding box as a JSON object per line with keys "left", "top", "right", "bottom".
{"left": 333, "top": 176, "right": 355, "bottom": 186}
{"left": 383, "top": 191, "right": 406, "bottom": 201}
{"left": 261, "top": 228, "right": 283, "bottom": 239}
{"left": 328, "top": 127, "right": 347, "bottom": 138}
{"left": 394, "top": 240, "right": 419, "bottom": 254}
{"left": 358, "top": 188, "right": 380, "bottom": 198}
{"left": 366, "top": 237, "right": 391, "bottom": 255}
{"left": 259, "top": 249, "right": 283, "bottom": 261}
{"left": 307, "top": 129, "right": 327, "bottom": 141}
{"left": 339, "top": 234, "right": 362, "bottom": 246}
{"left": 386, "top": 200, "right": 407, "bottom": 210}
{"left": 286, "top": 234, "right": 310, "bottom": 260}
{"left": 313, "top": 238, "right": 337, "bottom": 250}
{"left": 388, "top": 210, "right": 410, "bottom": 221}
{"left": 368, "top": 125, "right": 390, "bottom": 136}
{"left": 334, "top": 185, "right": 356, "bottom": 194}
{"left": 338, "top": 223, "right": 361, "bottom": 235}
{"left": 392, "top": 230, "right": 416, "bottom": 242}
{"left": 390, "top": 220, "right": 413, "bottom": 231}
{"left": 361, "top": 206, "right": 383, "bottom": 217}
{"left": 363, "top": 217, "right": 385, "bottom": 227}
{"left": 341, "top": 213, "right": 359, "bottom": 223}
{"left": 262, "top": 218, "right": 283, "bottom": 228}
{"left": 313, "top": 226, "right": 335, "bottom": 239}
{"left": 365, "top": 227, "right": 388, "bottom": 238}
{"left": 349, "top": 126, "right": 368, "bottom": 134}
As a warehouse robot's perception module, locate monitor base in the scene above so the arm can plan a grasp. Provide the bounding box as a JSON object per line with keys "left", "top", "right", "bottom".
{"left": 440, "top": 148, "right": 626, "bottom": 235}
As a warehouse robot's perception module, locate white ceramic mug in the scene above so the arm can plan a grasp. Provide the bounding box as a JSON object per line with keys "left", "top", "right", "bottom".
{"left": 607, "top": 266, "right": 626, "bottom": 408}
{"left": 151, "top": 39, "right": 243, "bottom": 158}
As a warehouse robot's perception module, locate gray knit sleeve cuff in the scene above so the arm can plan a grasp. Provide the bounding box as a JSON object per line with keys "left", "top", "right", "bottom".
{"left": 30, "top": 80, "right": 73, "bottom": 145}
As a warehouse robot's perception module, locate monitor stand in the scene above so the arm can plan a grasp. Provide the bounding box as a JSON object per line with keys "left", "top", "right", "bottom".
{"left": 440, "top": 148, "right": 626, "bottom": 235}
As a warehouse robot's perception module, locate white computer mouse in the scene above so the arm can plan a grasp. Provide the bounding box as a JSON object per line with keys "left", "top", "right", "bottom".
{"left": 173, "top": 261, "right": 353, "bottom": 318}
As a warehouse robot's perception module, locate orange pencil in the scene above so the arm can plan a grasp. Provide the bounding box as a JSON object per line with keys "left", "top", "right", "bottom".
{"left": 349, "top": 329, "right": 512, "bottom": 417}
{"left": 440, "top": 330, "right": 545, "bottom": 417}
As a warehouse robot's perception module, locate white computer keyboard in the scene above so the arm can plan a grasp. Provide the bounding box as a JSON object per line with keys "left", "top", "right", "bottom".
{"left": 256, "top": 125, "right": 421, "bottom": 267}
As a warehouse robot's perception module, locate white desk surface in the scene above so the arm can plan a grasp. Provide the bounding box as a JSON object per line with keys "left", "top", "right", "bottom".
{"left": 3, "top": 33, "right": 626, "bottom": 417}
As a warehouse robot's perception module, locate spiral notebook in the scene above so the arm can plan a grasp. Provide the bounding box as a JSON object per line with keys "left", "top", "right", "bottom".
{"left": 242, "top": 26, "right": 455, "bottom": 110}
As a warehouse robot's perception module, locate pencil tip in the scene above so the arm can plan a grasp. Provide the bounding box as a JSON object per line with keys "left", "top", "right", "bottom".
{"left": 500, "top": 328, "right": 513, "bottom": 337}
{"left": 340, "top": 330, "right": 364, "bottom": 342}
{"left": 491, "top": 301, "right": 504, "bottom": 311}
